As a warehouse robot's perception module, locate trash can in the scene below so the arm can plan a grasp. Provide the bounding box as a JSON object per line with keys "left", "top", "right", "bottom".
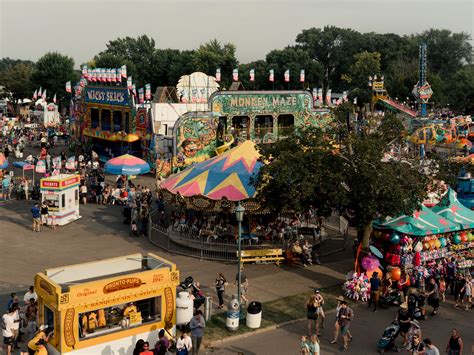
{"left": 226, "top": 294, "right": 240, "bottom": 331}
{"left": 176, "top": 292, "right": 193, "bottom": 325}
{"left": 246, "top": 301, "right": 262, "bottom": 329}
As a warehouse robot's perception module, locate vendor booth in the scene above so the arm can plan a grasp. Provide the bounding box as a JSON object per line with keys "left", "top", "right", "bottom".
{"left": 34, "top": 253, "right": 180, "bottom": 354}
{"left": 40, "top": 174, "right": 81, "bottom": 226}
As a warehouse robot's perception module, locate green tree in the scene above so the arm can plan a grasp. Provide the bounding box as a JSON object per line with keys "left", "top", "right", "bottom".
{"left": 342, "top": 51, "right": 381, "bottom": 104}
{"left": 32, "top": 52, "right": 78, "bottom": 107}
{"left": 296, "top": 26, "right": 363, "bottom": 100}
{"left": 0, "top": 62, "right": 35, "bottom": 103}
{"left": 191, "top": 39, "right": 238, "bottom": 88}
{"left": 254, "top": 114, "right": 428, "bottom": 247}
{"left": 447, "top": 65, "right": 474, "bottom": 113}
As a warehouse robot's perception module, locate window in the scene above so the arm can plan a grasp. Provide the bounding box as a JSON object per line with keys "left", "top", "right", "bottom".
{"left": 44, "top": 195, "right": 59, "bottom": 210}
{"left": 163, "top": 124, "right": 168, "bottom": 136}
{"left": 125, "top": 112, "right": 130, "bottom": 133}
{"left": 113, "top": 111, "right": 123, "bottom": 132}
{"left": 62, "top": 194, "right": 66, "bottom": 208}
{"left": 231, "top": 116, "right": 250, "bottom": 140}
{"left": 44, "top": 305, "right": 55, "bottom": 329}
{"left": 75, "top": 190, "right": 79, "bottom": 205}
{"left": 277, "top": 114, "right": 294, "bottom": 138}
{"left": 101, "top": 110, "right": 111, "bottom": 131}
{"left": 78, "top": 296, "right": 162, "bottom": 341}
{"left": 254, "top": 115, "right": 273, "bottom": 143}
{"left": 91, "top": 108, "right": 99, "bottom": 129}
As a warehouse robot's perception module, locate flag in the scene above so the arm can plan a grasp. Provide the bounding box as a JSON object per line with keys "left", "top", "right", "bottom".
{"left": 145, "top": 84, "right": 151, "bottom": 100}
{"left": 91, "top": 70, "right": 96, "bottom": 82}
{"left": 232, "top": 69, "right": 238, "bottom": 81}
{"left": 42, "top": 89, "right": 47, "bottom": 100}
{"left": 117, "top": 68, "right": 122, "bottom": 82}
{"left": 249, "top": 69, "right": 255, "bottom": 82}
{"left": 215, "top": 68, "right": 221, "bottom": 82}
{"left": 111, "top": 69, "right": 117, "bottom": 83}
{"left": 65, "top": 81, "right": 72, "bottom": 93}
{"left": 300, "top": 69, "right": 305, "bottom": 83}
{"left": 312, "top": 88, "right": 317, "bottom": 101}
{"left": 87, "top": 69, "right": 93, "bottom": 80}
{"left": 269, "top": 69, "right": 274, "bottom": 82}
{"left": 127, "top": 76, "right": 132, "bottom": 89}
{"left": 35, "top": 160, "right": 46, "bottom": 174}
{"left": 107, "top": 69, "right": 112, "bottom": 82}
{"left": 121, "top": 64, "right": 127, "bottom": 78}
{"left": 33, "top": 90, "right": 38, "bottom": 100}
{"left": 132, "top": 84, "right": 136, "bottom": 96}
{"left": 342, "top": 91, "right": 348, "bottom": 102}
{"left": 82, "top": 65, "right": 88, "bottom": 77}
{"left": 79, "top": 78, "right": 86, "bottom": 87}
{"left": 317, "top": 88, "right": 323, "bottom": 102}
{"left": 138, "top": 88, "right": 144, "bottom": 104}
{"left": 66, "top": 156, "right": 76, "bottom": 170}
{"left": 101, "top": 68, "right": 106, "bottom": 82}
{"left": 284, "top": 70, "right": 290, "bottom": 82}
{"left": 38, "top": 87, "right": 42, "bottom": 98}
{"left": 53, "top": 94, "right": 57, "bottom": 104}
{"left": 326, "top": 89, "right": 332, "bottom": 104}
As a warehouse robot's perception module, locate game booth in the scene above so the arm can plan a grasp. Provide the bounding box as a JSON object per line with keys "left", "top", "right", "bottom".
{"left": 40, "top": 174, "right": 81, "bottom": 226}
{"left": 344, "top": 188, "right": 474, "bottom": 300}
{"left": 34, "top": 253, "right": 180, "bottom": 354}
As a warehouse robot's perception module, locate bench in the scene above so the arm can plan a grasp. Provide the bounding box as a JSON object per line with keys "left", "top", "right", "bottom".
{"left": 237, "top": 248, "right": 284, "bottom": 266}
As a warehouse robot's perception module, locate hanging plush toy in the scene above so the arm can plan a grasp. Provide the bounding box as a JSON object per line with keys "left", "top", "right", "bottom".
{"left": 414, "top": 242, "right": 423, "bottom": 252}
{"left": 414, "top": 251, "right": 421, "bottom": 267}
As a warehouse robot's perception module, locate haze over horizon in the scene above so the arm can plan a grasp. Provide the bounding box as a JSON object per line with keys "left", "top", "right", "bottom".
{"left": 1, "top": 0, "right": 473, "bottom": 67}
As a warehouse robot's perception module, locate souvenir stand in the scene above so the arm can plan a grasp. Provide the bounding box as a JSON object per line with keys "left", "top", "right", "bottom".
{"left": 40, "top": 174, "right": 81, "bottom": 226}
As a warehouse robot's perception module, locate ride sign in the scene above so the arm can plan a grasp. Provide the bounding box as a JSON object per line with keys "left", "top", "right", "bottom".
{"left": 84, "top": 87, "right": 129, "bottom": 106}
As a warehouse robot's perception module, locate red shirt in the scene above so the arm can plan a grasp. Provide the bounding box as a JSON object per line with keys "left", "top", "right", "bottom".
{"left": 140, "top": 351, "right": 154, "bottom": 355}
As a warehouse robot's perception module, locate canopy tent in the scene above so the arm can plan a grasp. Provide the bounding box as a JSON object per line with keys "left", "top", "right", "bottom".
{"left": 431, "top": 188, "right": 474, "bottom": 230}
{"left": 12, "top": 161, "right": 35, "bottom": 183}
{"left": 160, "top": 140, "right": 262, "bottom": 202}
{"left": 373, "top": 204, "right": 459, "bottom": 236}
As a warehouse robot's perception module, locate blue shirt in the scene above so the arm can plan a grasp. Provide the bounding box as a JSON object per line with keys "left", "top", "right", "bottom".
{"left": 370, "top": 277, "right": 381, "bottom": 291}
{"left": 2, "top": 178, "right": 10, "bottom": 188}
{"left": 189, "top": 316, "right": 205, "bottom": 338}
{"left": 31, "top": 206, "right": 40, "bottom": 219}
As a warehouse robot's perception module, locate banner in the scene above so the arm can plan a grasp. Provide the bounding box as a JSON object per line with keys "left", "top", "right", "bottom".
{"left": 132, "top": 84, "right": 136, "bottom": 96}
{"left": 249, "top": 69, "right": 255, "bottom": 82}
{"left": 53, "top": 94, "right": 57, "bottom": 104}
{"left": 269, "top": 69, "right": 274, "bottom": 82}
{"left": 127, "top": 76, "right": 132, "bottom": 89}
{"left": 121, "top": 64, "right": 127, "bottom": 78}
{"left": 317, "top": 88, "right": 323, "bottom": 102}
{"left": 300, "top": 69, "right": 305, "bottom": 83}
{"left": 111, "top": 69, "right": 117, "bottom": 83}
{"left": 82, "top": 65, "right": 88, "bottom": 77}
{"left": 91, "top": 70, "right": 97, "bottom": 82}
{"left": 312, "top": 88, "right": 317, "bottom": 101}
{"left": 38, "top": 87, "right": 42, "bottom": 98}
{"left": 145, "top": 84, "right": 151, "bottom": 100}
{"left": 42, "top": 89, "right": 47, "bottom": 100}
{"left": 66, "top": 157, "right": 76, "bottom": 170}
{"left": 117, "top": 68, "right": 122, "bottom": 82}
{"left": 33, "top": 89, "right": 38, "bottom": 100}
{"left": 84, "top": 87, "right": 129, "bottom": 106}
{"left": 101, "top": 68, "right": 106, "bottom": 82}
{"left": 284, "top": 70, "right": 290, "bottom": 82}
{"left": 35, "top": 160, "right": 46, "bottom": 174}
{"left": 215, "top": 68, "right": 221, "bottom": 82}
{"left": 232, "top": 69, "right": 238, "bottom": 81}
{"left": 138, "top": 88, "right": 144, "bottom": 104}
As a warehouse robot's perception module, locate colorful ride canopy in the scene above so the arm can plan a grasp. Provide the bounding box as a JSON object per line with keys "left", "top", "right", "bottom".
{"left": 0, "top": 153, "right": 8, "bottom": 169}
{"left": 160, "top": 140, "right": 262, "bottom": 201}
{"left": 373, "top": 204, "right": 458, "bottom": 236}
{"left": 431, "top": 187, "right": 474, "bottom": 230}
{"left": 104, "top": 154, "right": 150, "bottom": 175}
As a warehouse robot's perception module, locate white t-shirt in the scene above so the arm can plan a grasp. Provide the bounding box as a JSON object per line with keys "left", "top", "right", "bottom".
{"left": 92, "top": 161, "right": 99, "bottom": 170}
{"left": 176, "top": 336, "right": 192, "bottom": 351}
{"left": 11, "top": 311, "right": 20, "bottom": 330}
{"left": 2, "top": 313, "right": 15, "bottom": 337}
{"left": 23, "top": 291, "right": 38, "bottom": 303}
{"left": 425, "top": 345, "right": 440, "bottom": 355}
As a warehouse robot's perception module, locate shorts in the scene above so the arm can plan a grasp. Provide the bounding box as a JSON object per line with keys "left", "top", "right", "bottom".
{"left": 307, "top": 312, "right": 318, "bottom": 320}
{"left": 41, "top": 214, "right": 48, "bottom": 224}
{"left": 371, "top": 290, "right": 380, "bottom": 301}
{"left": 316, "top": 307, "right": 325, "bottom": 317}
{"left": 33, "top": 217, "right": 41, "bottom": 226}
{"left": 428, "top": 297, "right": 439, "bottom": 308}
{"left": 3, "top": 336, "right": 13, "bottom": 345}
{"left": 341, "top": 325, "right": 350, "bottom": 336}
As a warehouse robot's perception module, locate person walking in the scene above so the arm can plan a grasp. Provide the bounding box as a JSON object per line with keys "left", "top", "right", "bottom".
{"left": 423, "top": 338, "right": 440, "bottom": 355}
{"left": 445, "top": 328, "right": 463, "bottom": 355}
{"left": 454, "top": 274, "right": 466, "bottom": 308}
{"left": 153, "top": 329, "right": 170, "bottom": 355}
{"left": 426, "top": 277, "right": 440, "bottom": 315}
{"left": 396, "top": 302, "right": 411, "bottom": 346}
{"left": 460, "top": 275, "right": 472, "bottom": 310}
{"left": 334, "top": 300, "right": 353, "bottom": 352}
{"left": 31, "top": 203, "right": 41, "bottom": 232}
{"left": 215, "top": 273, "right": 227, "bottom": 309}
{"left": 314, "top": 289, "right": 325, "bottom": 329}
{"left": 189, "top": 310, "right": 205, "bottom": 355}
{"left": 407, "top": 334, "right": 425, "bottom": 355}
{"left": 368, "top": 271, "right": 381, "bottom": 312}
{"left": 2, "top": 307, "right": 17, "bottom": 355}
{"left": 305, "top": 295, "right": 318, "bottom": 336}
{"left": 176, "top": 329, "right": 192, "bottom": 355}
{"left": 308, "top": 334, "right": 320, "bottom": 355}
{"left": 331, "top": 296, "right": 352, "bottom": 345}
{"left": 80, "top": 184, "right": 87, "bottom": 205}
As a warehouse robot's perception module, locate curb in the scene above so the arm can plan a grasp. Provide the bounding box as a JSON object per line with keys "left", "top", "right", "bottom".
{"left": 206, "top": 308, "right": 338, "bottom": 349}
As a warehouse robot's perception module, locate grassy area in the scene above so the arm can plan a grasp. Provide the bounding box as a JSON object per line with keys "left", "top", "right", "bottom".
{"left": 205, "top": 284, "right": 346, "bottom": 340}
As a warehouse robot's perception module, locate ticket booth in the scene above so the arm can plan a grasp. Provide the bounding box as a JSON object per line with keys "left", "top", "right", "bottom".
{"left": 40, "top": 174, "right": 81, "bottom": 226}
{"left": 34, "top": 253, "right": 180, "bottom": 354}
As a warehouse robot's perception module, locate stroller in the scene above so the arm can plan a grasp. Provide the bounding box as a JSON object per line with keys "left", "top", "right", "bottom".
{"left": 407, "top": 293, "right": 427, "bottom": 320}
{"left": 377, "top": 320, "right": 401, "bottom": 353}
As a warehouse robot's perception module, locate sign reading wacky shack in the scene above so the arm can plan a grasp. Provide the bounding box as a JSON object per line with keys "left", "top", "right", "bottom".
{"left": 84, "top": 87, "right": 129, "bottom": 106}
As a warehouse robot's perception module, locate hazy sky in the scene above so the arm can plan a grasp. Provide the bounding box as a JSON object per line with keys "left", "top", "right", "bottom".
{"left": 1, "top": 0, "right": 472, "bottom": 67}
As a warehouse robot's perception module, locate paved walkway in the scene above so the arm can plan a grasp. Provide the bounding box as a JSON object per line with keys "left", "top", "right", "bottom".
{"left": 0, "top": 200, "right": 353, "bottom": 310}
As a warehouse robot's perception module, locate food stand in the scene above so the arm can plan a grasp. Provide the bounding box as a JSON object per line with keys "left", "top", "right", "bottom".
{"left": 40, "top": 174, "right": 81, "bottom": 226}
{"left": 34, "top": 253, "right": 180, "bottom": 354}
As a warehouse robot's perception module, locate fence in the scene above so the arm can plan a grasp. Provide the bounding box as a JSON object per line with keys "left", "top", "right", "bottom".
{"left": 148, "top": 209, "right": 351, "bottom": 262}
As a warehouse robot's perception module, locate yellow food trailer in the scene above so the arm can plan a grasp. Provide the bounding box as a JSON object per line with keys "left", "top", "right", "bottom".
{"left": 34, "top": 253, "right": 179, "bottom": 354}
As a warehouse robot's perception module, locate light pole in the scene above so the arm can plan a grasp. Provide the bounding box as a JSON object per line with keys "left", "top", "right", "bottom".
{"left": 235, "top": 201, "right": 245, "bottom": 316}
